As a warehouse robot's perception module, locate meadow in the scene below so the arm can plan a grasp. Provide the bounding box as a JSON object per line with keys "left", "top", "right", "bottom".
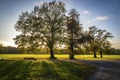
{"left": 0, "top": 54, "right": 120, "bottom": 60}
{"left": 0, "top": 54, "right": 119, "bottom": 80}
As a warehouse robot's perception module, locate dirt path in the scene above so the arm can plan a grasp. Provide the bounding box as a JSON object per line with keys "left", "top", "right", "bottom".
{"left": 78, "top": 60, "right": 120, "bottom": 80}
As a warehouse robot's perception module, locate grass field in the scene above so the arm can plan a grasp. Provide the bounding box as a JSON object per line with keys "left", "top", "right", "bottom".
{"left": 0, "top": 60, "right": 95, "bottom": 80}
{"left": 0, "top": 54, "right": 120, "bottom": 60}
{"left": 0, "top": 54, "right": 119, "bottom": 80}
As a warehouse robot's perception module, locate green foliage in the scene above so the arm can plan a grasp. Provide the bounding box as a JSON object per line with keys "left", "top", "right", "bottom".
{"left": 67, "top": 9, "right": 82, "bottom": 59}
{"left": 13, "top": 0, "right": 114, "bottom": 59}
{"left": 14, "top": 1, "right": 66, "bottom": 58}
{"left": 82, "top": 26, "right": 113, "bottom": 58}
{"left": 0, "top": 60, "right": 95, "bottom": 80}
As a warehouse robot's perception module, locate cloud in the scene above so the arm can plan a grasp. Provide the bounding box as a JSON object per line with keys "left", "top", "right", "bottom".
{"left": 95, "top": 16, "right": 108, "bottom": 20}
{"left": 87, "top": 16, "right": 108, "bottom": 23}
{"left": 34, "top": 1, "right": 44, "bottom": 6}
{"left": 82, "top": 10, "right": 91, "bottom": 15}
{"left": 34, "top": 0, "right": 51, "bottom": 6}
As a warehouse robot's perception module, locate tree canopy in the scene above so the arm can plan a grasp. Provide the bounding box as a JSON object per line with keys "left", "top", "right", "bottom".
{"left": 14, "top": 1, "right": 66, "bottom": 59}
{"left": 14, "top": 0, "right": 114, "bottom": 59}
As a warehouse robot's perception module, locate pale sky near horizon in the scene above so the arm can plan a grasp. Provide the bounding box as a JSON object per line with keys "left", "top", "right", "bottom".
{"left": 0, "top": 0, "right": 120, "bottom": 49}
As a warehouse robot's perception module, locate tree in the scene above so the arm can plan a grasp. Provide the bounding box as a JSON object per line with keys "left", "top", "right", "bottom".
{"left": 87, "top": 26, "right": 98, "bottom": 58}
{"left": 77, "top": 30, "right": 94, "bottom": 55}
{"left": 86, "top": 26, "right": 113, "bottom": 58}
{"left": 97, "top": 29, "right": 113, "bottom": 58}
{"left": 97, "top": 29, "right": 106, "bottom": 58}
{"left": 67, "top": 9, "right": 82, "bottom": 59}
{"left": 14, "top": 1, "right": 66, "bottom": 59}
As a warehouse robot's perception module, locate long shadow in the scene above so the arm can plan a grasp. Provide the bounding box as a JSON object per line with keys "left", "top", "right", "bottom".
{"left": 0, "top": 60, "right": 95, "bottom": 80}
{"left": 0, "top": 60, "right": 32, "bottom": 80}
{"left": 30, "top": 61, "right": 66, "bottom": 80}
{"left": 53, "top": 60, "right": 94, "bottom": 80}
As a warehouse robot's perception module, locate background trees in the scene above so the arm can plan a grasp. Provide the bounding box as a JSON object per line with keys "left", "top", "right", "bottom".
{"left": 85, "top": 26, "right": 113, "bottom": 58}
{"left": 97, "top": 30, "right": 113, "bottom": 58}
{"left": 0, "top": 44, "right": 23, "bottom": 54}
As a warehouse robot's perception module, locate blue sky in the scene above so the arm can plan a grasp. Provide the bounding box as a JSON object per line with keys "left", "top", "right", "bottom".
{"left": 0, "top": 0, "right": 120, "bottom": 48}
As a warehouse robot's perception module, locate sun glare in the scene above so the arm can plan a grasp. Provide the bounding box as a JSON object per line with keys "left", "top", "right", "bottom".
{"left": 0, "top": 40, "right": 17, "bottom": 47}
{"left": 61, "top": 44, "right": 65, "bottom": 49}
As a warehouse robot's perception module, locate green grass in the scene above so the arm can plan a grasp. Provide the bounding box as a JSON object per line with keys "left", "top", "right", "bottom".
{"left": 0, "top": 54, "right": 120, "bottom": 60}
{"left": 77, "top": 55, "right": 120, "bottom": 60}
{"left": 0, "top": 60, "right": 95, "bottom": 80}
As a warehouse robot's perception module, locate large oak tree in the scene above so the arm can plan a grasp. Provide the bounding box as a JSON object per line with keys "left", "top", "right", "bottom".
{"left": 14, "top": 1, "right": 66, "bottom": 59}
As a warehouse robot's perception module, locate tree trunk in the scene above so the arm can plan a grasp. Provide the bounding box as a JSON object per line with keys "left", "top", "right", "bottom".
{"left": 69, "top": 46, "right": 75, "bottom": 59}
{"left": 49, "top": 26, "right": 56, "bottom": 59}
{"left": 100, "top": 48, "right": 103, "bottom": 58}
{"left": 49, "top": 46, "right": 56, "bottom": 59}
{"left": 69, "top": 53, "right": 75, "bottom": 59}
{"left": 69, "top": 32, "right": 75, "bottom": 60}
{"left": 69, "top": 40, "right": 75, "bottom": 59}
{"left": 93, "top": 50, "right": 97, "bottom": 58}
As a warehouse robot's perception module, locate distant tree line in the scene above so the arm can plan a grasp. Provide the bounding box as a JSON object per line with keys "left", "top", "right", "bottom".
{"left": 0, "top": 44, "right": 23, "bottom": 54}
{"left": 104, "top": 48, "right": 120, "bottom": 55}
{"left": 12, "top": 1, "right": 117, "bottom": 59}
{"left": 0, "top": 44, "right": 120, "bottom": 55}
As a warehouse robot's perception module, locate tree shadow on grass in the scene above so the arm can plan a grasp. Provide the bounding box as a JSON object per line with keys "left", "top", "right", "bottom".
{"left": 29, "top": 61, "right": 67, "bottom": 80}
{"left": 0, "top": 60, "right": 95, "bottom": 80}
{"left": 0, "top": 60, "right": 32, "bottom": 80}
{"left": 53, "top": 60, "right": 95, "bottom": 80}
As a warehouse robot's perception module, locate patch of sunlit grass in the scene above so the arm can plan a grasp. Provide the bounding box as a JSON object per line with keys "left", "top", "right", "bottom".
{"left": 76, "top": 55, "right": 120, "bottom": 60}
{"left": 0, "top": 54, "right": 120, "bottom": 60}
